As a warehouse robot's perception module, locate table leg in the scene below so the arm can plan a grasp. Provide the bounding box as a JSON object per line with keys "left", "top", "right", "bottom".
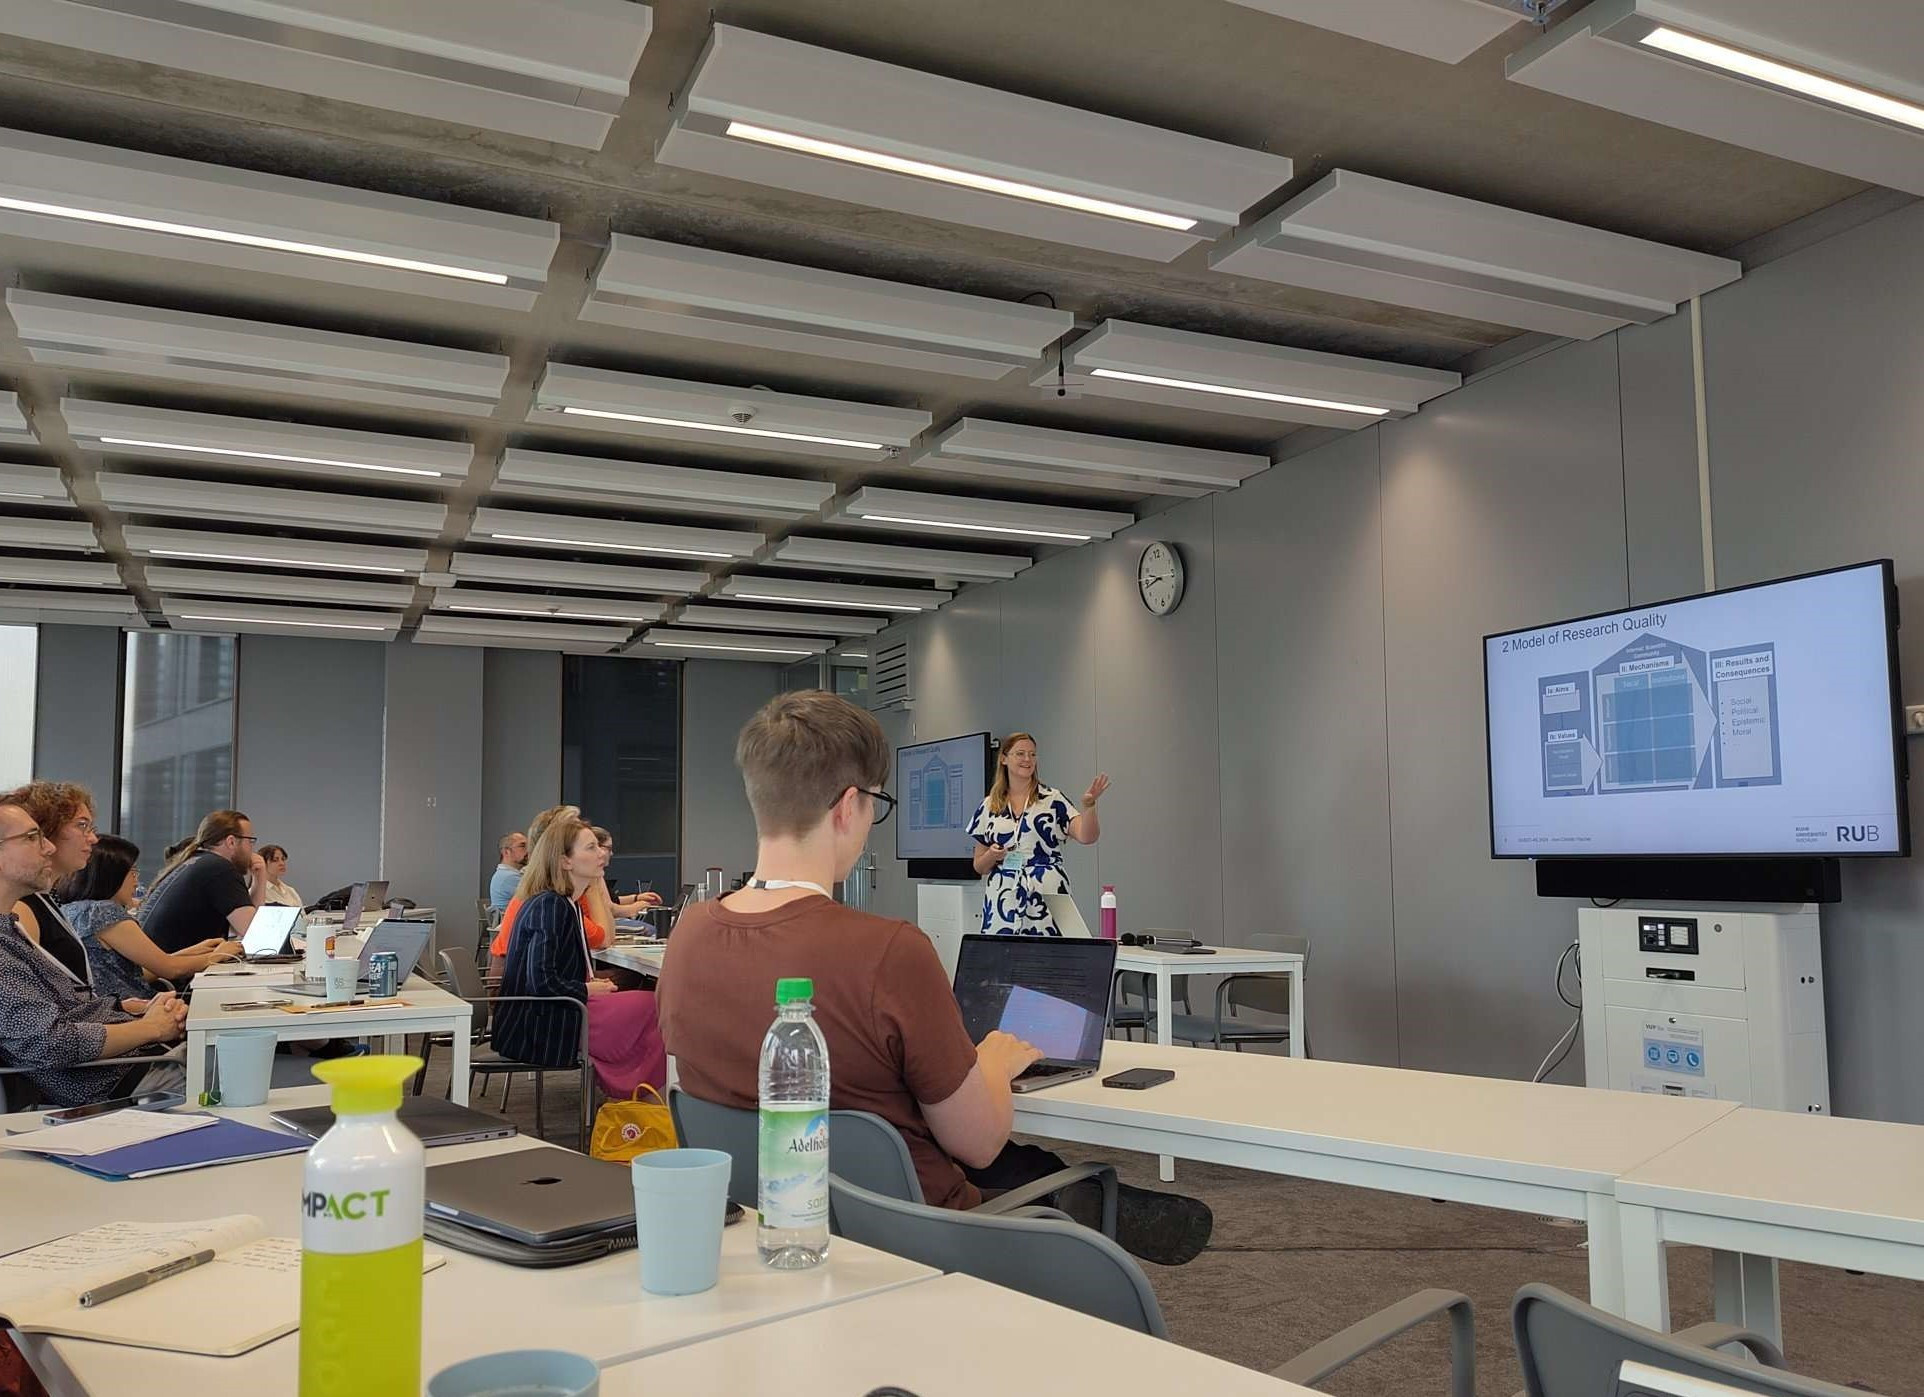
{"left": 1712, "top": 1251, "right": 1783, "bottom": 1351}
{"left": 450, "top": 1022, "right": 471, "bottom": 1106}
{"left": 183, "top": 1028, "right": 208, "bottom": 1103}
{"left": 1585, "top": 1191, "right": 1627, "bottom": 1316}
{"left": 1290, "top": 962, "right": 1307, "bottom": 1059}
{"left": 1618, "top": 1203, "right": 1671, "bottom": 1331}
{"left": 1156, "top": 966, "right": 1175, "bottom": 1182}
{"left": 381, "top": 1034, "right": 406, "bottom": 1055}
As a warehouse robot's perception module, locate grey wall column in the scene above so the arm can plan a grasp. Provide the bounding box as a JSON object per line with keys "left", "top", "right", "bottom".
{"left": 382, "top": 642, "right": 486, "bottom": 959}
{"left": 31, "top": 624, "right": 121, "bottom": 812}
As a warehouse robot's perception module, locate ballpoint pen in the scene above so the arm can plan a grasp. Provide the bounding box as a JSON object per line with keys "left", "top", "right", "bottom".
{"left": 78, "top": 1249, "right": 216, "bottom": 1307}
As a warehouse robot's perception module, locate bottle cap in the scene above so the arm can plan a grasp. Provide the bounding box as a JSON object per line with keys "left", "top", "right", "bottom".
{"left": 775, "top": 977, "right": 814, "bottom": 1005}
{"left": 312, "top": 1054, "right": 422, "bottom": 1115}
{"left": 1102, "top": 885, "right": 1115, "bottom": 892}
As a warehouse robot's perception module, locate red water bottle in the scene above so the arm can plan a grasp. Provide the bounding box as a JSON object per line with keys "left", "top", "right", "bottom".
{"left": 1099, "top": 886, "right": 1118, "bottom": 940}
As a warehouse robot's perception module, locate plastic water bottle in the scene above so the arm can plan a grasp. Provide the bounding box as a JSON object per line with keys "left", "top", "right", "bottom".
{"left": 299, "top": 1055, "right": 425, "bottom": 1397}
{"left": 757, "top": 977, "right": 830, "bottom": 1268}
{"left": 1100, "top": 886, "right": 1119, "bottom": 940}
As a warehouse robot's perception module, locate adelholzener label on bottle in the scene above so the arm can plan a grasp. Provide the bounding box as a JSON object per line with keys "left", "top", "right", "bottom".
{"left": 757, "top": 1103, "right": 829, "bottom": 1229}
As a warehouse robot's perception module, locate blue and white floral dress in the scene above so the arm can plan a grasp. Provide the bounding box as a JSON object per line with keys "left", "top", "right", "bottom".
{"left": 969, "top": 785, "right": 1078, "bottom": 936}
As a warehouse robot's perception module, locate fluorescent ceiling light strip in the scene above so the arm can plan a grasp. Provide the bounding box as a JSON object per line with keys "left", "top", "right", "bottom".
{"left": 557, "top": 405, "right": 883, "bottom": 451}
{"left": 1087, "top": 367, "right": 1389, "bottom": 417}
{"left": 96, "top": 436, "right": 444, "bottom": 479}
{"left": 651, "top": 639, "right": 813, "bottom": 656}
{"left": 853, "top": 513, "right": 1091, "bottom": 542}
{"left": 177, "top": 613, "right": 390, "bottom": 631}
{"left": 1638, "top": 27, "right": 1924, "bottom": 133}
{"left": 446, "top": 603, "right": 653, "bottom": 624}
{"left": 149, "top": 547, "right": 408, "bottom": 574}
{"left": 0, "top": 490, "right": 50, "bottom": 499}
{"left": 487, "top": 531, "right": 733, "bottom": 560}
{"left": 723, "top": 121, "right": 1198, "bottom": 233}
{"left": 0, "top": 196, "right": 510, "bottom": 285}
{"left": 727, "top": 592, "right": 923, "bottom": 611}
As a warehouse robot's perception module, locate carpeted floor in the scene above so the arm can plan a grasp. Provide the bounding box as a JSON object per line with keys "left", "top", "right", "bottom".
{"left": 409, "top": 1053, "right": 1922, "bottom": 1396}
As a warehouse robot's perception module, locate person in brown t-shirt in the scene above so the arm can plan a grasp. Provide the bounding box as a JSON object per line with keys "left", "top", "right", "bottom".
{"left": 657, "top": 692, "right": 1213, "bottom": 1266}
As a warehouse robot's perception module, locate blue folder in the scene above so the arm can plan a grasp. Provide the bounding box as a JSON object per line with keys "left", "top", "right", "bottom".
{"left": 46, "top": 1116, "right": 310, "bottom": 1180}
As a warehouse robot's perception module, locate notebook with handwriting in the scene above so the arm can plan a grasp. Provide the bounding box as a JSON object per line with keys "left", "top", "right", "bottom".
{"left": 0, "top": 1215, "right": 443, "bottom": 1355}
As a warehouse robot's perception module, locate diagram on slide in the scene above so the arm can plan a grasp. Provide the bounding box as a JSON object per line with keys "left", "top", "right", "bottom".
{"left": 1539, "top": 636, "right": 1782, "bottom": 797}
{"left": 908, "top": 750, "right": 965, "bottom": 831}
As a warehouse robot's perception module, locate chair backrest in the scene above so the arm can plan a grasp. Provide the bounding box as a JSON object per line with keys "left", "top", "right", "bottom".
{"left": 829, "top": 1175, "right": 1167, "bottom": 1337}
{"left": 668, "top": 1088, "right": 759, "bottom": 1208}
{"left": 1226, "top": 933, "right": 1308, "bottom": 1017}
{"left": 436, "top": 947, "right": 492, "bottom": 1035}
{"left": 1513, "top": 1285, "right": 1867, "bottom": 1397}
{"left": 667, "top": 1092, "right": 932, "bottom": 1212}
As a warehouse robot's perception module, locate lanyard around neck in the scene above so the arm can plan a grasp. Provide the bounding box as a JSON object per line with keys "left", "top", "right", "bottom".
{"left": 750, "top": 879, "right": 832, "bottom": 898}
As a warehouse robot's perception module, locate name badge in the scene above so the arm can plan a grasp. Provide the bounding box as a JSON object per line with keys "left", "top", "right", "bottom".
{"left": 1001, "top": 846, "right": 1024, "bottom": 871}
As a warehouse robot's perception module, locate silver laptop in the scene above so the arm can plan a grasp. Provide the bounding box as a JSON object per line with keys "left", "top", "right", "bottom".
{"left": 239, "top": 904, "right": 303, "bottom": 960}
{"left": 952, "top": 934, "right": 1118, "bottom": 1093}
{"left": 1041, "top": 892, "right": 1094, "bottom": 938}
{"left": 283, "top": 918, "right": 432, "bottom": 995}
{"left": 274, "top": 1097, "right": 515, "bottom": 1148}
{"left": 425, "top": 1150, "right": 637, "bottom": 1246}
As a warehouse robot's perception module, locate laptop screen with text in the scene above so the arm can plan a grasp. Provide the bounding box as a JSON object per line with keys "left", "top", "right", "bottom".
{"left": 952, "top": 935, "right": 1117, "bottom": 1065}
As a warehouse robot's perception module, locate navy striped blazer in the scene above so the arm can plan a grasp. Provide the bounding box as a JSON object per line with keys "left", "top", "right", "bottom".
{"left": 492, "top": 891, "right": 588, "bottom": 1068}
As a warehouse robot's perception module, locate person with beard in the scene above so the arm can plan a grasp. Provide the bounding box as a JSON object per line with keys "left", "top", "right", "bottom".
{"left": 135, "top": 809, "right": 269, "bottom": 956}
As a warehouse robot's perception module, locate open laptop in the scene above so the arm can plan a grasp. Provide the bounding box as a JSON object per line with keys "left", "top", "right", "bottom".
{"left": 952, "top": 934, "right": 1118, "bottom": 1093}
{"left": 425, "top": 1149, "right": 638, "bottom": 1246}
{"left": 1041, "top": 892, "right": 1094, "bottom": 938}
{"left": 284, "top": 917, "right": 433, "bottom": 995}
{"left": 274, "top": 1097, "right": 515, "bottom": 1148}
{"left": 239, "top": 904, "right": 304, "bottom": 961}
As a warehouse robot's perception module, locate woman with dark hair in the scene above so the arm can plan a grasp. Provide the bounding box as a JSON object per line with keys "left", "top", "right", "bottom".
{"left": 57, "top": 835, "right": 240, "bottom": 1002}
{"left": 259, "top": 845, "right": 302, "bottom": 907}
{"left": 1, "top": 780, "right": 102, "bottom": 985}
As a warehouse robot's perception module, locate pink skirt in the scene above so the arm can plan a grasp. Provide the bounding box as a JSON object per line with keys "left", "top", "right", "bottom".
{"left": 586, "top": 988, "right": 667, "bottom": 1099}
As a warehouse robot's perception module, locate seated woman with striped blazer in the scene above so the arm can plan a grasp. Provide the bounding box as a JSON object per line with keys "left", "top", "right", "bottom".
{"left": 492, "top": 810, "right": 664, "bottom": 1098}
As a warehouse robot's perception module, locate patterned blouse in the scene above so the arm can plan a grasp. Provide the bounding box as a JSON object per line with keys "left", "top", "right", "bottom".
{"left": 63, "top": 899, "right": 151, "bottom": 1004}
{"left": 968, "top": 785, "right": 1079, "bottom": 936}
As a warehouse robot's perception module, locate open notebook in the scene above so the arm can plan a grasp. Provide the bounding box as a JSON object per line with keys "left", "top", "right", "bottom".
{"left": 0, "top": 1215, "right": 443, "bottom": 1356}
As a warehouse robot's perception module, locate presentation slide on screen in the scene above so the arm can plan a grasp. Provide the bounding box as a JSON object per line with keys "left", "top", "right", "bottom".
{"left": 896, "top": 735, "right": 987, "bottom": 860}
{"left": 1487, "top": 565, "right": 1901, "bottom": 855}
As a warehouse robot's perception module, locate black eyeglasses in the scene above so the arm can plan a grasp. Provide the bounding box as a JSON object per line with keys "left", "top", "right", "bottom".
{"left": 834, "top": 787, "right": 896, "bottom": 825}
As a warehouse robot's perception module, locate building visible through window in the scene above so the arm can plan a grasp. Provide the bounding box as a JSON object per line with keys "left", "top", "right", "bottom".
{"left": 120, "top": 632, "right": 237, "bottom": 882}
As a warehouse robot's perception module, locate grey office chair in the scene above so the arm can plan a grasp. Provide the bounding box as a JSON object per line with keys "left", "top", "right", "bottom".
{"left": 831, "top": 1173, "right": 1474, "bottom": 1394}
{"left": 435, "top": 947, "right": 594, "bottom": 1149}
{"left": 668, "top": 1090, "right": 1120, "bottom": 1238}
{"left": 1512, "top": 1285, "right": 1870, "bottom": 1397}
{"left": 1166, "top": 933, "right": 1311, "bottom": 1055}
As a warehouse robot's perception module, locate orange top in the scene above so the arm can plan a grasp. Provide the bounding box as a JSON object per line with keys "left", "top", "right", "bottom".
{"left": 489, "top": 892, "right": 606, "bottom": 959}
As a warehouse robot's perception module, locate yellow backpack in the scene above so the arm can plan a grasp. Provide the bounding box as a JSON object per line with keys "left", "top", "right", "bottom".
{"left": 589, "top": 1083, "right": 678, "bottom": 1162}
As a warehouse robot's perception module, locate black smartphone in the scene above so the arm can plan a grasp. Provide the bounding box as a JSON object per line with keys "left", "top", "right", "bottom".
{"left": 41, "top": 1090, "right": 182, "bottom": 1124}
{"left": 1102, "top": 1068, "right": 1175, "bottom": 1090}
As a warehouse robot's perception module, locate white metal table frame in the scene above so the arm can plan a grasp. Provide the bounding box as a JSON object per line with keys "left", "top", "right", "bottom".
{"left": 183, "top": 973, "right": 473, "bottom": 1105}
{"left": 1114, "top": 944, "right": 1306, "bottom": 1180}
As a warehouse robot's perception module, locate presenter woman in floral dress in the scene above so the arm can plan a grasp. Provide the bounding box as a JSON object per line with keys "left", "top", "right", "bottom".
{"left": 967, "top": 732, "right": 1109, "bottom": 935}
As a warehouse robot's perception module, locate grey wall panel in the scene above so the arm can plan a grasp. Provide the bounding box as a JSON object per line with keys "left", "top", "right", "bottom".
{"left": 681, "top": 659, "right": 779, "bottom": 882}
{"left": 480, "top": 648, "right": 561, "bottom": 871}
{"left": 909, "top": 586, "right": 1006, "bottom": 743}
{"left": 234, "top": 634, "right": 383, "bottom": 900}
{"left": 1617, "top": 313, "right": 1707, "bottom": 606}
{"left": 382, "top": 642, "right": 485, "bottom": 959}
{"left": 1701, "top": 198, "right": 1924, "bottom": 1122}
{"left": 1215, "top": 431, "right": 1399, "bottom": 1065}
{"left": 31, "top": 624, "right": 120, "bottom": 810}
{"left": 1089, "top": 500, "right": 1223, "bottom": 945}
{"left": 867, "top": 698, "right": 919, "bottom": 925}
{"left": 1381, "top": 335, "right": 1630, "bottom": 1081}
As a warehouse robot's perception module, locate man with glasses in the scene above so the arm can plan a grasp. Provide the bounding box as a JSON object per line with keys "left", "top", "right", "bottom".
{"left": 135, "top": 809, "right": 269, "bottom": 956}
{"left": 0, "top": 801, "right": 187, "bottom": 1106}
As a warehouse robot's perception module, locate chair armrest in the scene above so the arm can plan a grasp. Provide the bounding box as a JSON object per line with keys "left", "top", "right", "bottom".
{"left": 1003, "top": 1205, "right": 1076, "bottom": 1223}
{"left": 1670, "top": 1322, "right": 1786, "bottom": 1367}
{"left": 973, "top": 1161, "right": 1118, "bottom": 1238}
{"left": 1271, "top": 1288, "right": 1474, "bottom": 1396}
{"left": 478, "top": 993, "right": 591, "bottom": 1057}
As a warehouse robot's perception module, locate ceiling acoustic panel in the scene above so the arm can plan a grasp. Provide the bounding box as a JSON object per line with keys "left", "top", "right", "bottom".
{"left": 583, "top": 235, "right": 1073, "bottom": 381}
{"left": 121, "top": 526, "right": 427, "bottom": 575}
{"left": 0, "top": 391, "right": 29, "bottom": 439}
{"left": 655, "top": 25, "right": 1294, "bottom": 262}
{"left": 494, "top": 447, "right": 832, "bottom": 519}
{"left": 0, "top": 556, "right": 119, "bottom": 586}
{"left": 1222, "top": 0, "right": 1524, "bottom": 63}
{"left": 0, "top": 0, "right": 653, "bottom": 149}
{"left": 99, "top": 475, "right": 448, "bottom": 537}
{"left": 415, "top": 614, "right": 632, "bottom": 653}
{"left": 0, "top": 127, "right": 559, "bottom": 309}
{"left": 676, "top": 604, "right": 886, "bottom": 637}
{"left": 161, "top": 600, "right": 402, "bottom": 637}
{"left": 0, "top": 463, "right": 69, "bottom": 502}
{"left": 631, "top": 627, "right": 833, "bottom": 661}
{"left": 65, "top": 402, "right": 473, "bottom": 485}
{"left": 448, "top": 552, "right": 707, "bottom": 596}
{"left": 0, "top": 517, "right": 98, "bottom": 553}
{"left": 771, "top": 536, "right": 1032, "bottom": 582}
{"left": 9, "top": 291, "right": 509, "bottom": 416}
{"left": 0, "top": 588, "right": 140, "bottom": 626}
{"left": 431, "top": 589, "right": 666, "bottom": 626}
{"left": 1508, "top": 0, "right": 1924, "bottom": 196}
{"left": 919, "top": 419, "right": 1268, "bottom": 498}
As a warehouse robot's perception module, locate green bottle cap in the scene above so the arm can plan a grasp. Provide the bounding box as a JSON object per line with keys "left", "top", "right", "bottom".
{"left": 312, "top": 1054, "right": 422, "bottom": 1114}
{"left": 775, "top": 977, "right": 814, "bottom": 1005}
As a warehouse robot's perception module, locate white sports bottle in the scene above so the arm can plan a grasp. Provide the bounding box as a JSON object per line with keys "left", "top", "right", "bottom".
{"left": 299, "top": 1055, "right": 425, "bottom": 1397}
{"left": 757, "top": 976, "right": 830, "bottom": 1268}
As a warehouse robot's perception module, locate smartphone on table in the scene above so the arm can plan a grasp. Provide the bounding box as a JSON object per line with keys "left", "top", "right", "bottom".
{"left": 41, "top": 1090, "right": 183, "bottom": 1125}
{"left": 1102, "top": 1068, "right": 1175, "bottom": 1090}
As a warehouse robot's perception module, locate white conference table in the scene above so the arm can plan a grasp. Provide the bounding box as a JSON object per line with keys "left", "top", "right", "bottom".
{"left": 1011, "top": 1041, "right": 1741, "bottom": 1315}
{"left": 185, "top": 962, "right": 473, "bottom": 1105}
{"left": 595, "top": 940, "right": 666, "bottom": 977}
{"left": 1616, "top": 1106, "right": 1924, "bottom": 1351}
{"left": 2, "top": 1086, "right": 940, "bottom": 1397}
{"left": 603, "top": 1271, "right": 1316, "bottom": 1397}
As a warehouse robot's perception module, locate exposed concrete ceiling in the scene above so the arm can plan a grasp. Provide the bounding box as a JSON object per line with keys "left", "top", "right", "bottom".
{"left": 0, "top": 0, "right": 1874, "bottom": 653}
